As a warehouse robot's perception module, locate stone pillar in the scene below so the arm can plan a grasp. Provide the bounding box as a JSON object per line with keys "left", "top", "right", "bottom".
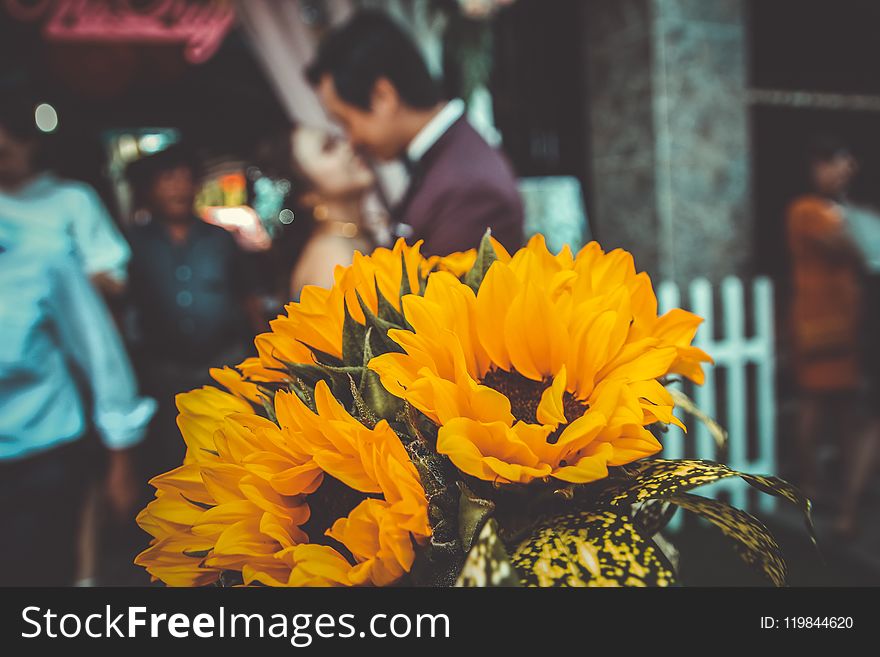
{"left": 584, "top": 0, "right": 751, "bottom": 284}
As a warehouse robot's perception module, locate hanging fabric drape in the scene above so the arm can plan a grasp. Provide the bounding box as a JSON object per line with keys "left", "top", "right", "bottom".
{"left": 234, "top": 0, "right": 354, "bottom": 128}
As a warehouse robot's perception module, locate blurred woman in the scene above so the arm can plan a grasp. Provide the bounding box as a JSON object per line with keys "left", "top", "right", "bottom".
{"left": 268, "top": 125, "right": 378, "bottom": 298}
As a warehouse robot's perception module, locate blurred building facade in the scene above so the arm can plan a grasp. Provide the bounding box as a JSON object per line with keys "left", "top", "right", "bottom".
{"left": 582, "top": 0, "right": 751, "bottom": 285}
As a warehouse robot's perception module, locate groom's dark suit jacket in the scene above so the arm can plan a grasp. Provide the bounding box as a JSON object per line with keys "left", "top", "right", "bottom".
{"left": 394, "top": 117, "right": 524, "bottom": 256}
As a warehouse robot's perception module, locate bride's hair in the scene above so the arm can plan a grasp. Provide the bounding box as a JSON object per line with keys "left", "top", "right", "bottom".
{"left": 254, "top": 125, "right": 317, "bottom": 293}
{"left": 254, "top": 124, "right": 316, "bottom": 204}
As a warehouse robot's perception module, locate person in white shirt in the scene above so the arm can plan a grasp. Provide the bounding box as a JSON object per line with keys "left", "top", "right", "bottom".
{"left": 1, "top": 172, "right": 131, "bottom": 294}
{"left": 0, "top": 98, "right": 131, "bottom": 296}
{"left": 0, "top": 95, "right": 154, "bottom": 585}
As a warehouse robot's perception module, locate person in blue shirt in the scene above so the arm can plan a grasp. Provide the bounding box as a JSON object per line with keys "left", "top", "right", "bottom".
{"left": 126, "top": 145, "right": 263, "bottom": 480}
{"left": 0, "top": 97, "right": 155, "bottom": 585}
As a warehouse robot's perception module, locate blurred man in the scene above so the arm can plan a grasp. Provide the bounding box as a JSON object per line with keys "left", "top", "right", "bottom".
{"left": 306, "top": 9, "right": 524, "bottom": 256}
{"left": 126, "top": 145, "right": 263, "bottom": 478}
{"left": 0, "top": 112, "right": 155, "bottom": 585}
{"left": 0, "top": 93, "right": 131, "bottom": 297}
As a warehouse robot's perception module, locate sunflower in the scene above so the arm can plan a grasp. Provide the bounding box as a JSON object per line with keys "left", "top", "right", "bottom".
{"left": 235, "top": 236, "right": 512, "bottom": 393}
{"left": 136, "top": 372, "right": 430, "bottom": 587}
{"left": 239, "top": 238, "right": 427, "bottom": 387}
{"left": 244, "top": 381, "right": 430, "bottom": 587}
{"left": 135, "top": 383, "right": 317, "bottom": 586}
{"left": 420, "top": 236, "right": 512, "bottom": 278}
{"left": 369, "top": 235, "right": 713, "bottom": 486}
{"left": 137, "top": 237, "right": 439, "bottom": 587}
{"left": 135, "top": 233, "right": 814, "bottom": 590}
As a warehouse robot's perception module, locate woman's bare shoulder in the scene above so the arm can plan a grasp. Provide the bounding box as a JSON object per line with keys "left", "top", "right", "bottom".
{"left": 291, "top": 234, "right": 371, "bottom": 293}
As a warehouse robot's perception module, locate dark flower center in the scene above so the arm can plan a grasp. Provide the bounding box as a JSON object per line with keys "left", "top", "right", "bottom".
{"left": 480, "top": 368, "right": 589, "bottom": 443}
{"left": 301, "top": 474, "right": 371, "bottom": 558}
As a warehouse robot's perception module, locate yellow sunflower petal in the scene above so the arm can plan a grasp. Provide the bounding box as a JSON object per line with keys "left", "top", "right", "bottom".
{"left": 437, "top": 419, "right": 552, "bottom": 484}
{"left": 175, "top": 387, "right": 252, "bottom": 464}
{"left": 536, "top": 365, "right": 568, "bottom": 426}
{"left": 605, "top": 427, "right": 663, "bottom": 466}
{"left": 148, "top": 464, "right": 213, "bottom": 506}
{"left": 210, "top": 366, "right": 263, "bottom": 404}
{"left": 475, "top": 262, "right": 520, "bottom": 371}
{"left": 366, "top": 351, "right": 422, "bottom": 397}
{"left": 504, "top": 281, "right": 569, "bottom": 381}
{"left": 285, "top": 545, "right": 354, "bottom": 586}
{"left": 552, "top": 442, "right": 615, "bottom": 483}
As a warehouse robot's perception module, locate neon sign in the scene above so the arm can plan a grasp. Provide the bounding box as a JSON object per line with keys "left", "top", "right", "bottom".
{"left": 5, "top": 0, "right": 237, "bottom": 64}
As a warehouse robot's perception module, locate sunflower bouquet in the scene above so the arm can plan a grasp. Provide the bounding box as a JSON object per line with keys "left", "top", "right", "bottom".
{"left": 136, "top": 234, "right": 814, "bottom": 587}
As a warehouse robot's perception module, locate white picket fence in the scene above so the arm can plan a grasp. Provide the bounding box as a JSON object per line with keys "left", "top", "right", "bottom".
{"left": 657, "top": 276, "right": 777, "bottom": 526}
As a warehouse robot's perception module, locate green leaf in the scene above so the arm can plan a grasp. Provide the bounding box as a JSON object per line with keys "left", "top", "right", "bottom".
{"left": 737, "top": 472, "right": 818, "bottom": 549}
{"left": 375, "top": 277, "right": 408, "bottom": 328}
{"left": 284, "top": 360, "right": 358, "bottom": 406}
{"left": 342, "top": 301, "right": 367, "bottom": 367}
{"left": 399, "top": 401, "right": 436, "bottom": 446}
{"left": 259, "top": 393, "right": 277, "bottom": 424}
{"left": 632, "top": 499, "right": 678, "bottom": 538}
{"left": 399, "top": 251, "right": 413, "bottom": 298}
{"left": 296, "top": 340, "right": 344, "bottom": 368}
{"left": 667, "top": 492, "right": 787, "bottom": 586}
{"left": 463, "top": 229, "right": 497, "bottom": 293}
{"left": 357, "top": 327, "right": 402, "bottom": 421}
{"left": 216, "top": 570, "right": 244, "bottom": 587}
{"left": 306, "top": 363, "right": 365, "bottom": 381}
{"left": 355, "top": 290, "right": 405, "bottom": 355}
{"left": 597, "top": 459, "right": 817, "bottom": 550}
{"left": 510, "top": 509, "right": 677, "bottom": 587}
{"left": 596, "top": 459, "right": 743, "bottom": 506}
{"left": 406, "top": 436, "right": 465, "bottom": 587}
{"left": 284, "top": 362, "right": 329, "bottom": 387}
{"left": 286, "top": 362, "right": 355, "bottom": 397}
{"left": 458, "top": 483, "right": 496, "bottom": 553}
{"left": 667, "top": 388, "right": 728, "bottom": 451}
{"left": 347, "top": 374, "right": 380, "bottom": 428}
{"left": 455, "top": 519, "right": 520, "bottom": 587}
{"left": 181, "top": 495, "right": 215, "bottom": 511}
{"left": 183, "top": 548, "right": 211, "bottom": 559}
{"left": 288, "top": 376, "right": 316, "bottom": 412}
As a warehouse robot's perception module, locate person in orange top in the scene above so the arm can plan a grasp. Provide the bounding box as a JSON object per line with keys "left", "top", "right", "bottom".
{"left": 786, "top": 136, "right": 870, "bottom": 538}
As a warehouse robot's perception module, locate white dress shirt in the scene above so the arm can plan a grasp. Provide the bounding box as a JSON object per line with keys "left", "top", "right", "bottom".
{"left": 406, "top": 98, "right": 466, "bottom": 164}
{"left": 0, "top": 173, "right": 131, "bottom": 283}
{"left": 0, "top": 219, "right": 154, "bottom": 461}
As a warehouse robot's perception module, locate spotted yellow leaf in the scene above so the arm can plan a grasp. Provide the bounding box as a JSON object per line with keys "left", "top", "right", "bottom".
{"left": 455, "top": 519, "right": 519, "bottom": 587}
{"left": 668, "top": 493, "right": 787, "bottom": 586}
{"left": 510, "top": 510, "right": 676, "bottom": 587}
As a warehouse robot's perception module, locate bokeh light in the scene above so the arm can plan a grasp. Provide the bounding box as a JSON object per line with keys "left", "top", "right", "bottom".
{"left": 34, "top": 103, "right": 59, "bottom": 133}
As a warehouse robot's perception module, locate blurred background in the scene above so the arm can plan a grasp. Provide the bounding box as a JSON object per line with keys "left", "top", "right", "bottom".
{"left": 1, "top": 0, "right": 878, "bottom": 586}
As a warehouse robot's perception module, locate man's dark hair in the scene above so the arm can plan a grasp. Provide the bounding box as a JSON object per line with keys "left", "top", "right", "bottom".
{"left": 0, "top": 91, "right": 40, "bottom": 142}
{"left": 806, "top": 134, "right": 851, "bottom": 164}
{"left": 125, "top": 142, "right": 199, "bottom": 207}
{"left": 126, "top": 142, "right": 199, "bottom": 188}
{"left": 305, "top": 10, "right": 441, "bottom": 111}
